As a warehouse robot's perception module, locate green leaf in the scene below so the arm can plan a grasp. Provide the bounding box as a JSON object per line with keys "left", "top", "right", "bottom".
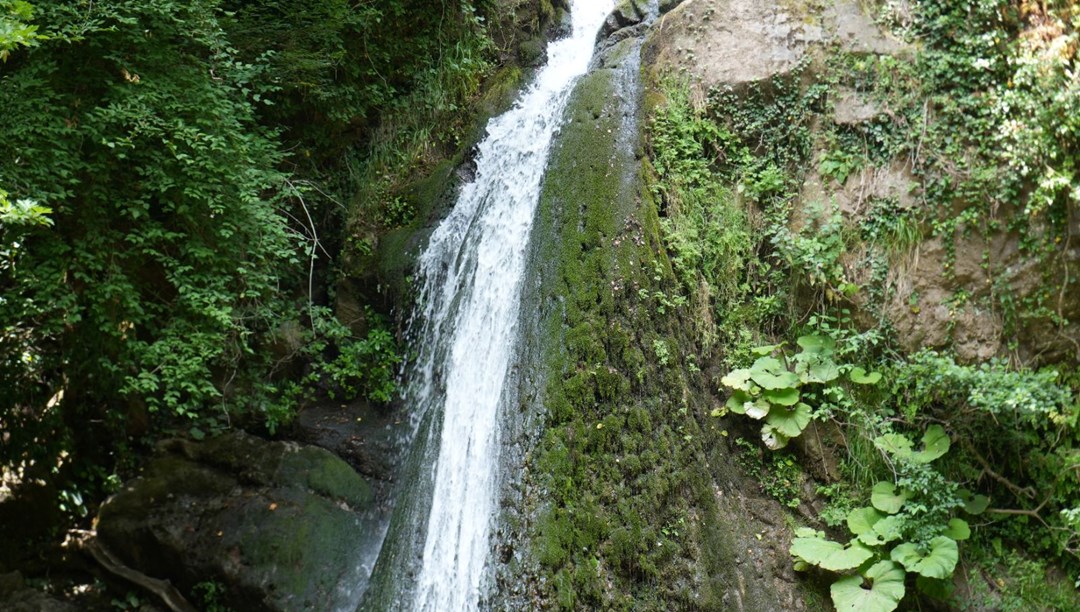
{"left": 790, "top": 536, "right": 874, "bottom": 571}
{"left": 751, "top": 343, "right": 781, "bottom": 356}
{"left": 831, "top": 560, "right": 906, "bottom": 612}
{"left": 871, "top": 482, "right": 909, "bottom": 514}
{"left": 874, "top": 433, "right": 914, "bottom": 460}
{"left": 943, "top": 518, "right": 970, "bottom": 541}
{"left": 870, "top": 515, "right": 905, "bottom": 545}
{"left": 725, "top": 391, "right": 752, "bottom": 415}
{"left": 745, "top": 399, "right": 771, "bottom": 420}
{"left": 890, "top": 536, "right": 958, "bottom": 579}
{"left": 749, "top": 356, "right": 799, "bottom": 390}
{"left": 911, "top": 425, "right": 949, "bottom": 464}
{"left": 721, "top": 368, "right": 753, "bottom": 391}
{"left": 765, "top": 402, "right": 812, "bottom": 438}
{"left": 960, "top": 491, "right": 990, "bottom": 515}
{"left": 797, "top": 334, "right": 836, "bottom": 355}
{"left": 808, "top": 359, "right": 841, "bottom": 383}
{"left": 761, "top": 423, "right": 790, "bottom": 450}
{"left": 849, "top": 366, "right": 882, "bottom": 385}
{"left": 763, "top": 386, "right": 800, "bottom": 406}
{"left": 847, "top": 507, "right": 884, "bottom": 536}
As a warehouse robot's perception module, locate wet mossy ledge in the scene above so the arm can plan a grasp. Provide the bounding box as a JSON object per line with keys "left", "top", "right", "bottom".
{"left": 509, "top": 33, "right": 808, "bottom": 610}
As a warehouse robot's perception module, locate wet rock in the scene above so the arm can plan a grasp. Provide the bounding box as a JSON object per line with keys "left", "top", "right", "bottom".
{"left": 601, "top": 0, "right": 647, "bottom": 38}
{"left": 0, "top": 572, "right": 77, "bottom": 612}
{"left": 96, "top": 431, "right": 375, "bottom": 611}
{"left": 291, "top": 402, "right": 404, "bottom": 484}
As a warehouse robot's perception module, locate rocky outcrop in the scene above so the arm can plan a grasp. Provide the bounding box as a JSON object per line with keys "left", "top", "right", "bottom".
{"left": 96, "top": 431, "right": 377, "bottom": 611}
{"left": 499, "top": 12, "right": 812, "bottom": 609}
{"left": 643, "top": 0, "right": 907, "bottom": 88}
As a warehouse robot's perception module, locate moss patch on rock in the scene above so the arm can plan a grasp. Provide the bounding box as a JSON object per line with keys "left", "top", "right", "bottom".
{"left": 515, "top": 36, "right": 807, "bottom": 611}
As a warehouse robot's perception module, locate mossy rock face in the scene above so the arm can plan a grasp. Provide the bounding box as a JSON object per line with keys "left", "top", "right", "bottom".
{"left": 499, "top": 22, "right": 810, "bottom": 612}
{"left": 96, "top": 431, "right": 375, "bottom": 611}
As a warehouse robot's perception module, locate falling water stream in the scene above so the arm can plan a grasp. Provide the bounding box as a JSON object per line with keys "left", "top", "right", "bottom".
{"left": 375, "top": 1, "right": 614, "bottom": 609}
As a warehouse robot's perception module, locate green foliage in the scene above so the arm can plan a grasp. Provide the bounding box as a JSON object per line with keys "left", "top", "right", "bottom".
{"left": 734, "top": 438, "right": 804, "bottom": 508}
{"left": 649, "top": 0, "right": 1080, "bottom": 605}
{"left": 887, "top": 351, "right": 1080, "bottom": 577}
{"left": 721, "top": 334, "right": 879, "bottom": 449}
{"left": 192, "top": 580, "right": 231, "bottom": 612}
{"left": 299, "top": 307, "right": 402, "bottom": 404}
{"left": 830, "top": 560, "right": 906, "bottom": 612}
{"left": 791, "top": 426, "right": 980, "bottom": 611}
{"left": 0, "top": 0, "right": 44, "bottom": 61}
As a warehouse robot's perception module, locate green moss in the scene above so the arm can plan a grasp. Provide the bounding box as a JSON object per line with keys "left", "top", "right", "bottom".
{"left": 524, "top": 44, "right": 726, "bottom": 607}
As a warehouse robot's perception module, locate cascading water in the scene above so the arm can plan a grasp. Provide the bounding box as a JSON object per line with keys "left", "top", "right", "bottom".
{"left": 389, "top": 1, "right": 613, "bottom": 609}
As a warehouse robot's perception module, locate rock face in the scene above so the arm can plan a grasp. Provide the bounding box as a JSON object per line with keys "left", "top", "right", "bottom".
{"left": 643, "top": 0, "right": 908, "bottom": 88}
{"left": 644, "top": 0, "right": 824, "bottom": 88}
{"left": 498, "top": 14, "right": 811, "bottom": 609}
{"left": 0, "top": 572, "right": 76, "bottom": 612}
{"left": 96, "top": 431, "right": 376, "bottom": 611}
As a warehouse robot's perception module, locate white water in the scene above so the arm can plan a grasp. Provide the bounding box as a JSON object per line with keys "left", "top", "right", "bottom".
{"left": 406, "top": 1, "right": 613, "bottom": 609}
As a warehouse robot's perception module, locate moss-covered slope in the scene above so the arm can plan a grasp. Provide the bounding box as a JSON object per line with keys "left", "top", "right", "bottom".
{"left": 511, "top": 34, "right": 808, "bottom": 611}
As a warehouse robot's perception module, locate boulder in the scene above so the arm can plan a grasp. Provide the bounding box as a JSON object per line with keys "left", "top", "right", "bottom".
{"left": 96, "top": 431, "right": 376, "bottom": 611}
{"left": 601, "top": 0, "right": 647, "bottom": 38}
{"left": 0, "top": 572, "right": 76, "bottom": 612}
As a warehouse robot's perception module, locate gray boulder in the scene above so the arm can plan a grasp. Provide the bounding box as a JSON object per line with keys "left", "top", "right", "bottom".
{"left": 96, "top": 431, "right": 375, "bottom": 611}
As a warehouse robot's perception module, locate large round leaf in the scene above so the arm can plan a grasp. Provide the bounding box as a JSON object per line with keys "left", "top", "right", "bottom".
{"left": 960, "top": 490, "right": 990, "bottom": 515}
{"left": 765, "top": 402, "right": 812, "bottom": 438}
{"left": 797, "top": 334, "right": 836, "bottom": 355}
{"left": 847, "top": 507, "right": 884, "bottom": 537}
{"left": 874, "top": 433, "right": 914, "bottom": 460}
{"left": 761, "top": 423, "right": 790, "bottom": 450}
{"left": 943, "top": 518, "right": 970, "bottom": 541}
{"left": 808, "top": 359, "right": 841, "bottom": 383}
{"left": 849, "top": 366, "right": 882, "bottom": 385}
{"left": 745, "top": 399, "right": 771, "bottom": 420}
{"left": 749, "top": 356, "right": 799, "bottom": 390}
{"left": 725, "top": 390, "right": 752, "bottom": 415}
{"left": 912, "top": 425, "right": 950, "bottom": 464}
{"left": 831, "top": 560, "right": 906, "bottom": 612}
{"left": 721, "top": 368, "right": 753, "bottom": 391}
{"left": 790, "top": 536, "right": 874, "bottom": 571}
{"left": 751, "top": 343, "right": 781, "bottom": 356}
{"left": 871, "top": 481, "right": 909, "bottom": 514}
{"left": 890, "top": 536, "right": 958, "bottom": 579}
{"left": 869, "top": 515, "right": 905, "bottom": 545}
{"left": 763, "top": 386, "right": 800, "bottom": 406}
{"left": 848, "top": 508, "right": 902, "bottom": 546}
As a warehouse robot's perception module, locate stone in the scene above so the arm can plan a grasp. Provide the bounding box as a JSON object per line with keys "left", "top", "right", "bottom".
{"left": 96, "top": 431, "right": 377, "bottom": 611}
{"left": 0, "top": 572, "right": 77, "bottom": 612}
{"left": 833, "top": 88, "right": 883, "bottom": 125}
{"left": 601, "top": 0, "right": 647, "bottom": 38}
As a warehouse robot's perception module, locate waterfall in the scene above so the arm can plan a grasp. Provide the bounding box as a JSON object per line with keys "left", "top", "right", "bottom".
{"left": 398, "top": 1, "right": 613, "bottom": 609}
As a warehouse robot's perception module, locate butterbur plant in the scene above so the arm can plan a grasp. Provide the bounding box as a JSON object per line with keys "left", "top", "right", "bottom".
{"left": 720, "top": 334, "right": 880, "bottom": 449}
{"left": 789, "top": 426, "right": 989, "bottom": 611}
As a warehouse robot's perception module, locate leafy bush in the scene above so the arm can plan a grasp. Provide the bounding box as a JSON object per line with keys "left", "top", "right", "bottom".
{"left": 791, "top": 427, "right": 987, "bottom": 611}
{"left": 721, "top": 334, "right": 880, "bottom": 449}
